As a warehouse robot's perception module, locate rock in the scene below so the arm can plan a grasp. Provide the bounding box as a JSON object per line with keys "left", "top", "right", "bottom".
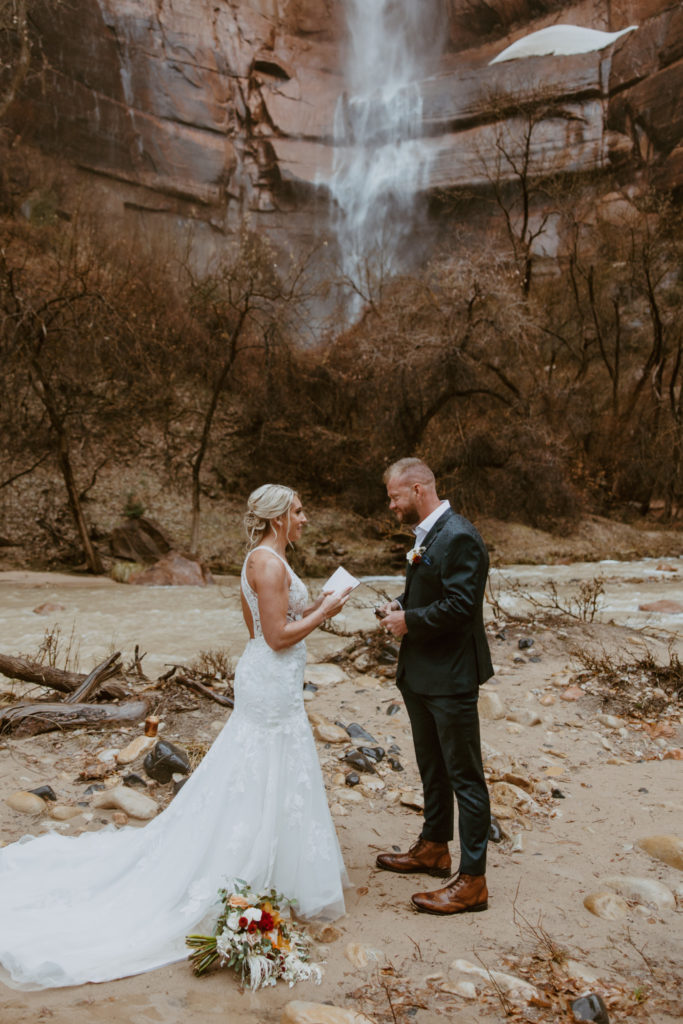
{"left": 143, "top": 740, "right": 191, "bottom": 783}
{"left": 5, "top": 791, "right": 46, "bottom": 814}
{"left": 450, "top": 959, "right": 539, "bottom": 1004}
{"left": 637, "top": 835, "right": 683, "bottom": 871}
{"left": 561, "top": 685, "right": 584, "bottom": 701}
{"left": 97, "top": 748, "right": 119, "bottom": 763}
{"left": 309, "top": 924, "right": 341, "bottom": 943}
{"left": 343, "top": 750, "right": 376, "bottom": 774}
{"left": 506, "top": 709, "right": 542, "bottom": 727}
{"left": 304, "top": 664, "right": 346, "bottom": 686}
{"left": 345, "top": 723, "right": 378, "bottom": 743}
{"left": 359, "top": 778, "right": 385, "bottom": 798}
{"left": 116, "top": 735, "right": 157, "bottom": 764}
{"left": 510, "top": 833, "right": 524, "bottom": 853}
{"left": 112, "top": 811, "right": 129, "bottom": 826}
{"left": 29, "top": 785, "right": 57, "bottom": 801}
{"left": 122, "top": 773, "right": 148, "bottom": 788}
{"left": 583, "top": 892, "right": 628, "bottom": 920}
{"left": 388, "top": 757, "right": 403, "bottom": 771}
{"left": 518, "top": 638, "right": 534, "bottom": 649}
{"left": 489, "top": 816, "right": 504, "bottom": 843}
{"left": 91, "top": 786, "right": 159, "bottom": 820}
{"left": 638, "top": 599, "right": 683, "bottom": 613}
{"left": 386, "top": 703, "right": 401, "bottom": 716}
{"left": 564, "top": 960, "right": 603, "bottom": 986}
{"left": 439, "top": 980, "right": 477, "bottom": 999}
{"left": 489, "top": 781, "right": 542, "bottom": 815}
{"left": 109, "top": 516, "right": 171, "bottom": 563}
{"left": 539, "top": 694, "right": 556, "bottom": 706}
{"left": 130, "top": 551, "right": 214, "bottom": 586}
{"left": 655, "top": 563, "right": 677, "bottom": 572}
{"left": 345, "top": 772, "right": 360, "bottom": 787}
{"left": 602, "top": 875, "right": 675, "bottom": 911}
{"left": 357, "top": 745, "right": 384, "bottom": 763}
{"left": 478, "top": 690, "right": 506, "bottom": 720}
{"left": 281, "top": 1002, "right": 376, "bottom": 1024}
{"left": 331, "top": 787, "right": 364, "bottom": 804}
{"left": 344, "top": 942, "right": 381, "bottom": 968}
{"left": 33, "top": 602, "right": 66, "bottom": 615}
{"left": 49, "top": 804, "right": 82, "bottom": 821}
{"left": 314, "top": 720, "right": 350, "bottom": 744}
{"left": 399, "top": 790, "right": 424, "bottom": 811}
{"left": 597, "top": 714, "right": 625, "bottom": 729}
{"left": 571, "top": 993, "right": 609, "bottom": 1023}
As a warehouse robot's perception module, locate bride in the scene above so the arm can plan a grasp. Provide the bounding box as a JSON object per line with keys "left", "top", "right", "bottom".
{"left": 0, "top": 484, "right": 351, "bottom": 990}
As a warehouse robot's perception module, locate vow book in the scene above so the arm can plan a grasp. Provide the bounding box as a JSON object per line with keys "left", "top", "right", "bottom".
{"left": 323, "top": 566, "right": 361, "bottom": 596}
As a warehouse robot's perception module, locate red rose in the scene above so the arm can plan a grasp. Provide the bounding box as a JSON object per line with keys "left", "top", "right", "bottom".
{"left": 238, "top": 916, "right": 248, "bottom": 929}
{"left": 259, "top": 912, "right": 275, "bottom": 932}
{"left": 247, "top": 921, "right": 258, "bottom": 934}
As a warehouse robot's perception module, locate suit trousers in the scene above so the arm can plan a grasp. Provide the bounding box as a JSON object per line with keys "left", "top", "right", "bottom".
{"left": 401, "top": 687, "right": 490, "bottom": 875}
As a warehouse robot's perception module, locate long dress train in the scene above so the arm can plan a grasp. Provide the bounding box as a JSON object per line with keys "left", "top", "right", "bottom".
{"left": 0, "top": 549, "right": 347, "bottom": 990}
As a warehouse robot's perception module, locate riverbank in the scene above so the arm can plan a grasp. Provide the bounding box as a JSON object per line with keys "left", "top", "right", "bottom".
{"left": 0, "top": 569, "right": 681, "bottom": 1024}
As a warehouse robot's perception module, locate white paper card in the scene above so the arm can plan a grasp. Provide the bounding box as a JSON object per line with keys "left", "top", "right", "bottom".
{"left": 323, "top": 566, "right": 361, "bottom": 595}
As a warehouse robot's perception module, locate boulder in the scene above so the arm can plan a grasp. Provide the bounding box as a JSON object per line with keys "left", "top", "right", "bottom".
{"left": 130, "top": 551, "right": 214, "bottom": 586}
{"left": 91, "top": 785, "right": 159, "bottom": 820}
{"left": 109, "top": 517, "right": 172, "bottom": 563}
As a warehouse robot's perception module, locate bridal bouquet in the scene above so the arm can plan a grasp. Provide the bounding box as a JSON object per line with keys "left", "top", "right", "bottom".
{"left": 186, "top": 880, "right": 323, "bottom": 990}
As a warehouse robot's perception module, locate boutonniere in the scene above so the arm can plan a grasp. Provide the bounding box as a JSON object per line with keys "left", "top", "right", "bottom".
{"left": 406, "top": 546, "right": 426, "bottom": 565}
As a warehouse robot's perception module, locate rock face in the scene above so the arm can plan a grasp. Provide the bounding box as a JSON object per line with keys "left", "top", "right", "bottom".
{"left": 5, "top": 2, "right": 682, "bottom": 254}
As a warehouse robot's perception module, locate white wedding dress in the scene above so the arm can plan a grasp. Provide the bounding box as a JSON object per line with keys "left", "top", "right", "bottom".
{"left": 0, "top": 548, "right": 347, "bottom": 990}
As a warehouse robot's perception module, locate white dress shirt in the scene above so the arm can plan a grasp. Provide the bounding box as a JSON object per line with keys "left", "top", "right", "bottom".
{"left": 413, "top": 500, "right": 451, "bottom": 549}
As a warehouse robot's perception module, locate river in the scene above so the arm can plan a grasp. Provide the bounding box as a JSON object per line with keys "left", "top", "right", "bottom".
{"left": 0, "top": 556, "right": 680, "bottom": 679}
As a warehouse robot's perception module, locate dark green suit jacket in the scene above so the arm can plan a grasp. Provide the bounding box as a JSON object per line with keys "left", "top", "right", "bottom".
{"left": 396, "top": 508, "right": 493, "bottom": 695}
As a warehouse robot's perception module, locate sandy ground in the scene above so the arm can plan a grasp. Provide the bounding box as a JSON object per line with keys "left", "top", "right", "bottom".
{"left": 0, "top": 574, "right": 682, "bottom": 1024}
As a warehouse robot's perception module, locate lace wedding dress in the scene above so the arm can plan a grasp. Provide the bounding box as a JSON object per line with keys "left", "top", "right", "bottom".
{"left": 0, "top": 548, "right": 347, "bottom": 990}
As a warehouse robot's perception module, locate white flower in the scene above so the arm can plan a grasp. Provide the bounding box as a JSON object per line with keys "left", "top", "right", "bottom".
{"left": 406, "top": 545, "right": 426, "bottom": 565}
{"left": 242, "top": 907, "right": 262, "bottom": 924}
{"left": 226, "top": 911, "right": 243, "bottom": 931}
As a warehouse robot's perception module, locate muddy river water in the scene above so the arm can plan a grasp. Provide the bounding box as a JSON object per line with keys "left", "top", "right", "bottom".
{"left": 0, "top": 556, "right": 680, "bottom": 678}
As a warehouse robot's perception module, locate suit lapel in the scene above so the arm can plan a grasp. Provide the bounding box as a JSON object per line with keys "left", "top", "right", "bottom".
{"left": 404, "top": 508, "right": 454, "bottom": 602}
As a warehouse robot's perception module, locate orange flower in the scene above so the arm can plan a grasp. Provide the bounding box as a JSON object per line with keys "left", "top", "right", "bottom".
{"left": 228, "top": 894, "right": 250, "bottom": 909}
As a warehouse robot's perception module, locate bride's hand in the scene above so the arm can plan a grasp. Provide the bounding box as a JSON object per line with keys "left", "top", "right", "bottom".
{"left": 320, "top": 586, "right": 353, "bottom": 619}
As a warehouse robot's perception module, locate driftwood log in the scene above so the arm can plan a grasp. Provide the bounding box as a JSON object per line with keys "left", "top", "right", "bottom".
{"left": 0, "top": 652, "right": 122, "bottom": 696}
{"left": 175, "top": 674, "right": 234, "bottom": 708}
{"left": 0, "top": 698, "right": 150, "bottom": 737}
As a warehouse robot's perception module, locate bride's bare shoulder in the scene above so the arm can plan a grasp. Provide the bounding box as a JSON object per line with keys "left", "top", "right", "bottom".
{"left": 245, "top": 547, "right": 288, "bottom": 588}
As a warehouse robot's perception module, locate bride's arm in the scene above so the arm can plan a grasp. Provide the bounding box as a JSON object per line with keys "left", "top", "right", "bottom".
{"left": 252, "top": 557, "right": 349, "bottom": 651}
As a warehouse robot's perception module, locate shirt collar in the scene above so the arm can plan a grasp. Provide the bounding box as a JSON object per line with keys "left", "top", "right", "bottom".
{"left": 413, "top": 500, "right": 450, "bottom": 547}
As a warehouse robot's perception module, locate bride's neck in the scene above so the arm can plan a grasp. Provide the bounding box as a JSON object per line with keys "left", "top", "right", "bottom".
{"left": 260, "top": 528, "right": 288, "bottom": 557}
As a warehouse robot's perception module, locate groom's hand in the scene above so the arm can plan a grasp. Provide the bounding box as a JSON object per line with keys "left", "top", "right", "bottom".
{"left": 380, "top": 608, "right": 407, "bottom": 637}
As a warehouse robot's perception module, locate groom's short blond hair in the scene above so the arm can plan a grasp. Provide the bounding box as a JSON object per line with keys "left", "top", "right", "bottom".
{"left": 383, "top": 458, "right": 435, "bottom": 488}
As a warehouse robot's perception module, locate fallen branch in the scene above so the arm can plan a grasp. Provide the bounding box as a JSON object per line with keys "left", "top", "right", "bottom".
{"left": 64, "top": 652, "right": 122, "bottom": 704}
{"left": 0, "top": 698, "right": 150, "bottom": 737}
{"left": 175, "top": 674, "right": 234, "bottom": 708}
{"left": 0, "top": 652, "right": 83, "bottom": 694}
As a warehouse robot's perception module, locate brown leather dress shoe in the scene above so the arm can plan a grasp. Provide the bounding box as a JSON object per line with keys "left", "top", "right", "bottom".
{"left": 376, "top": 838, "right": 451, "bottom": 877}
{"left": 411, "top": 872, "right": 488, "bottom": 914}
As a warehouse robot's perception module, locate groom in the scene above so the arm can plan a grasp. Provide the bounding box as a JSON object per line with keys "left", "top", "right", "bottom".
{"left": 377, "top": 457, "right": 493, "bottom": 914}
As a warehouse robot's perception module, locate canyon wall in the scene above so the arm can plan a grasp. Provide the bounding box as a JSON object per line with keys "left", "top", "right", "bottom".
{"left": 4, "top": 0, "right": 682, "bottom": 258}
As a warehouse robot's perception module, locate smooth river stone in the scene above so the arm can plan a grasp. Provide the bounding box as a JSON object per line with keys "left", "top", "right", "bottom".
{"left": 602, "top": 875, "right": 675, "bottom": 911}
{"left": 344, "top": 942, "right": 381, "bottom": 968}
{"left": 637, "top": 835, "right": 683, "bottom": 871}
{"left": 281, "top": 1001, "right": 376, "bottom": 1024}
{"left": 5, "top": 791, "right": 46, "bottom": 815}
{"left": 116, "top": 734, "right": 157, "bottom": 764}
{"left": 478, "top": 690, "right": 506, "bottom": 720}
{"left": 583, "top": 892, "right": 628, "bottom": 920}
{"left": 450, "top": 959, "right": 539, "bottom": 1004}
{"left": 314, "top": 720, "right": 350, "bottom": 743}
{"left": 91, "top": 786, "right": 159, "bottom": 820}
{"left": 304, "top": 664, "right": 347, "bottom": 686}
{"left": 49, "top": 804, "right": 82, "bottom": 821}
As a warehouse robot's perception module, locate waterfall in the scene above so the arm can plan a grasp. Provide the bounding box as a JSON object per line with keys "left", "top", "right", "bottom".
{"left": 329, "top": 0, "right": 444, "bottom": 303}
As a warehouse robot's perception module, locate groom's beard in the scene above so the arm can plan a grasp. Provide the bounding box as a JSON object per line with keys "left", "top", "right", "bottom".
{"left": 395, "top": 503, "right": 420, "bottom": 526}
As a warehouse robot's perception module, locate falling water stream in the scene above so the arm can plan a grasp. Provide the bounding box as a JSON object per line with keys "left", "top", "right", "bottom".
{"left": 328, "top": 0, "right": 444, "bottom": 301}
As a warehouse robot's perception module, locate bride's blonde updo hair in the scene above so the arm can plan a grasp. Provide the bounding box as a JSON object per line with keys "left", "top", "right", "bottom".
{"left": 244, "top": 484, "right": 296, "bottom": 550}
